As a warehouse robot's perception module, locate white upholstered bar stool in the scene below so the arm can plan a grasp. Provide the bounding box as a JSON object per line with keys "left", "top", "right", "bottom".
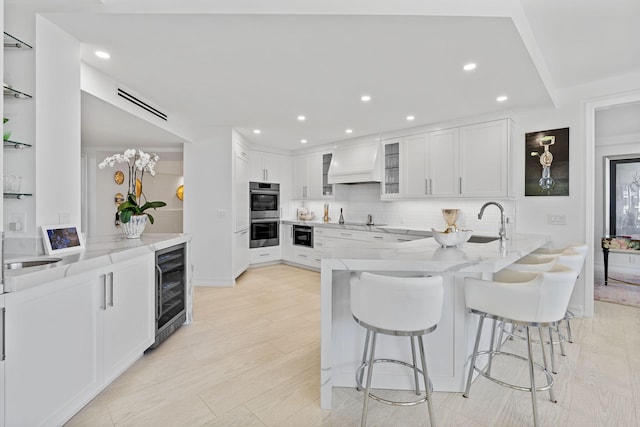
{"left": 350, "top": 272, "right": 444, "bottom": 427}
{"left": 463, "top": 265, "right": 578, "bottom": 427}
{"left": 531, "top": 244, "right": 588, "bottom": 343}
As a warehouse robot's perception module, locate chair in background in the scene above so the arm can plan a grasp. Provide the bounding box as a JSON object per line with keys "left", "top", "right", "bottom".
{"left": 350, "top": 272, "right": 444, "bottom": 427}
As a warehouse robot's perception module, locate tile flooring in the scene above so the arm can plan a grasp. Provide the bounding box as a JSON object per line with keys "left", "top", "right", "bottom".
{"left": 66, "top": 264, "right": 640, "bottom": 426}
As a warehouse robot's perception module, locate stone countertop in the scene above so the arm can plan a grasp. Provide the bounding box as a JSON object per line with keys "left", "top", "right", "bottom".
{"left": 280, "top": 219, "right": 433, "bottom": 236}
{"left": 4, "top": 233, "right": 191, "bottom": 293}
{"left": 320, "top": 233, "right": 550, "bottom": 274}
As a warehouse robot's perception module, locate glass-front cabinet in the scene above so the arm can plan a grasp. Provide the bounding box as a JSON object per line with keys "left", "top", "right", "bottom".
{"left": 322, "top": 152, "right": 333, "bottom": 197}
{"left": 382, "top": 140, "right": 400, "bottom": 197}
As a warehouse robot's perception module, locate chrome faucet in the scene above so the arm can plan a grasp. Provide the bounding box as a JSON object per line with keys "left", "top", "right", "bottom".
{"left": 478, "top": 201, "right": 507, "bottom": 242}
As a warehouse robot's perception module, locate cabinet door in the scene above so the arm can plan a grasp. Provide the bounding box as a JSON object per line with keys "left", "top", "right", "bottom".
{"left": 262, "top": 152, "right": 280, "bottom": 183}
{"left": 292, "top": 154, "right": 308, "bottom": 199}
{"left": 382, "top": 140, "right": 401, "bottom": 197}
{"left": 307, "top": 152, "right": 324, "bottom": 199}
{"left": 234, "top": 228, "right": 250, "bottom": 278}
{"left": 281, "top": 224, "right": 294, "bottom": 261}
{"left": 102, "top": 255, "right": 154, "bottom": 383}
{"left": 403, "top": 134, "right": 428, "bottom": 198}
{"left": 459, "top": 119, "right": 508, "bottom": 197}
{"left": 321, "top": 152, "right": 334, "bottom": 198}
{"left": 234, "top": 148, "right": 250, "bottom": 231}
{"left": 5, "top": 274, "right": 102, "bottom": 427}
{"left": 428, "top": 128, "right": 460, "bottom": 197}
{"left": 0, "top": 295, "right": 4, "bottom": 427}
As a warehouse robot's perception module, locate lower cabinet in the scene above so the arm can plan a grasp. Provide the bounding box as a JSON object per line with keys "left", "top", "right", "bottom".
{"left": 4, "top": 254, "right": 154, "bottom": 426}
{"left": 250, "top": 246, "right": 283, "bottom": 264}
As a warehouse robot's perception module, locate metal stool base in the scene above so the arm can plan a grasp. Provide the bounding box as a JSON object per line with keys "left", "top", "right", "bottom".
{"left": 471, "top": 350, "right": 554, "bottom": 394}
{"left": 355, "top": 358, "right": 434, "bottom": 406}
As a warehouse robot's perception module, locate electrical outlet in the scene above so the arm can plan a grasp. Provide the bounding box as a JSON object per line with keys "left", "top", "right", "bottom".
{"left": 547, "top": 214, "right": 567, "bottom": 225}
{"left": 10, "top": 212, "right": 26, "bottom": 233}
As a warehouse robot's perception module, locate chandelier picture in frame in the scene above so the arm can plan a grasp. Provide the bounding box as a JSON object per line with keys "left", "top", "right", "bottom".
{"left": 525, "top": 127, "right": 570, "bottom": 196}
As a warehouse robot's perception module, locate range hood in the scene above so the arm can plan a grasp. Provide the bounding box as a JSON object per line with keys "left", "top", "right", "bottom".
{"left": 327, "top": 142, "right": 381, "bottom": 184}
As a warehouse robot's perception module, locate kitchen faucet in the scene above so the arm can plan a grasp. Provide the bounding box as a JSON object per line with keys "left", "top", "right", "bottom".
{"left": 478, "top": 201, "right": 507, "bottom": 242}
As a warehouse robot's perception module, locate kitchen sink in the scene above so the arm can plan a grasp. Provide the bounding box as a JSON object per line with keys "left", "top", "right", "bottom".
{"left": 4, "top": 257, "right": 62, "bottom": 270}
{"left": 468, "top": 235, "right": 500, "bottom": 243}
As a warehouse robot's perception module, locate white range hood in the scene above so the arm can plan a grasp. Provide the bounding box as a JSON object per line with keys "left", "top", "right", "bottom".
{"left": 327, "top": 142, "right": 381, "bottom": 184}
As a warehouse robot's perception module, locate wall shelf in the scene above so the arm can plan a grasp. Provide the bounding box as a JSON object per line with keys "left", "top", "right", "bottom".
{"left": 3, "top": 85, "right": 32, "bottom": 99}
{"left": 4, "top": 140, "right": 31, "bottom": 149}
{"left": 4, "top": 32, "right": 33, "bottom": 49}
{"left": 3, "top": 193, "right": 32, "bottom": 200}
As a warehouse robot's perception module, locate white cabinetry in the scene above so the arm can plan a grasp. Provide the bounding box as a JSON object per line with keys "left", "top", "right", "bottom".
{"left": 459, "top": 119, "right": 509, "bottom": 197}
{"left": 250, "top": 150, "right": 280, "bottom": 183}
{"left": 292, "top": 151, "right": 333, "bottom": 200}
{"left": 382, "top": 119, "right": 509, "bottom": 200}
{"left": 233, "top": 142, "right": 250, "bottom": 278}
{"left": 281, "top": 223, "right": 294, "bottom": 261}
{"left": 250, "top": 246, "right": 282, "bottom": 265}
{"left": 4, "top": 254, "right": 154, "bottom": 427}
{"left": 0, "top": 295, "right": 5, "bottom": 427}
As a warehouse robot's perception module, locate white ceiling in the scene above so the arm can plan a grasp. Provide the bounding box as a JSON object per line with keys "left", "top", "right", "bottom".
{"left": 16, "top": 0, "right": 640, "bottom": 151}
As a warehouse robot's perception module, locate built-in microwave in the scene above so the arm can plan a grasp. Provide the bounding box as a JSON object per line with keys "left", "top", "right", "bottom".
{"left": 250, "top": 182, "right": 280, "bottom": 219}
{"left": 293, "top": 225, "right": 313, "bottom": 248}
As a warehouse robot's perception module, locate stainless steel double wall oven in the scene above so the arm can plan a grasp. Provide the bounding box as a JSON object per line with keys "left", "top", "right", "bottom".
{"left": 249, "top": 182, "right": 280, "bottom": 248}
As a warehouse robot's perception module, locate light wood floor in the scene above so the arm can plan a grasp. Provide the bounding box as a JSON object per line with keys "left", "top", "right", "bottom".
{"left": 66, "top": 264, "right": 640, "bottom": 426}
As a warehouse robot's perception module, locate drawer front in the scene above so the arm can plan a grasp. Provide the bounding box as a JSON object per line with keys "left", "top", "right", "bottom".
{"left": 323, "top": 229, "right": 371, "bottom": 242}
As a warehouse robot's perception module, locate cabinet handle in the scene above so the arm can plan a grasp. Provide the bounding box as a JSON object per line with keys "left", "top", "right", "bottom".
{"left": 260, "top": 253, "right": 269, "bottom": 257}
{"left": 156, "top": 265, "right": 163, "bottom": 320}
{"left": 240, "top": 230, "right": 248, "bottom": 235}
{"left": 340, "top": 233, "right": 352, "bottom": 237}
{"left": 425, "top": 179, "right": 429, "bottom": 195}
{"left": 459, "top": 177, "right": 462, "bottom": 194}
{"left": 429, "top": 179, "right": 432, "bottom": 195}
{"left": 397, "top": 238, "right": 411, "bottom": 242}
{"left": 373, "top": 236, "right": 383, "bottom": 239}
{"left": 1, "top": 307, "right": 5, "bottom": 361}
{"left": 303, "top": 186, "right": 308, "bottom": 198}
{"left": 100, "top": 274, "right": 107, "bottom": 310}
{"left": 108, "top": 272, "right": 114, "bottom": 307}
{"left": 299, "top": 254, "right": 308, "bottom": 258}
{"left": 265, "top": 169, "right": 269, "bottom": 181}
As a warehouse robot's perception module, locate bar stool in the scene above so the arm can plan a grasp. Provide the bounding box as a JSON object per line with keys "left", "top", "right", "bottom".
{"left": 350, "top": 272, "right": 444, "bottom": 427}
{"left": 503, "top": 254, "right": 580, "bottom": 373}
{"left": 531, "top": 245, "right": 588, "bottom": 343}
{"left": 463, "top": 264, "right": 577, "bottom": 427}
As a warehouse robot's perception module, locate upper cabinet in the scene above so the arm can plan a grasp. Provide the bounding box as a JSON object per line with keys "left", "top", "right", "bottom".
{"left": 292, "top": 151, "right": 334, "bottom": 200}
{"left": 458, "top": 119, "right": 509, "bottom": 197}
{"left": 249, "top": 150, "right": 281, "bottom": 183}
{"left": 381, "top": 118, "right": 510, "bottom": 200}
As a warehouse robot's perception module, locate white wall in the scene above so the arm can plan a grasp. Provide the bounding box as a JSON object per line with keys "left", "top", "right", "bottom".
{"left": 184, "top": 127, "right": 234, "bottom": 286}
{"left": 35, "top": 15, "right": 81, "bottom": 229}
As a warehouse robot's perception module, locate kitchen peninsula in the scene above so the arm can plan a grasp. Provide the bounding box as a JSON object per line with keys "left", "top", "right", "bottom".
{"left": 319, "top": 233, "right": 549, "bottom": 409}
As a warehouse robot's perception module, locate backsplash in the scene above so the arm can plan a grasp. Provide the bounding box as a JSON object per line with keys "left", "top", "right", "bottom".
{"left": 288, "top": 182, "right": 516, "bottom": 236}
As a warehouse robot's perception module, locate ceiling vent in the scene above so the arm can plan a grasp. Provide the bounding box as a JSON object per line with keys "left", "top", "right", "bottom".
{"left": 116, "top": 87, "right": 168, "bottom": 121}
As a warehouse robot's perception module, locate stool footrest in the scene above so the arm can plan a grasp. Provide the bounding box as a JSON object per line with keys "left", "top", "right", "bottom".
{"left": 356, "top": 358, "right": 433, "bottom": 407}
{"left": 473, "top": 350, "right": 554, "bottom": 393}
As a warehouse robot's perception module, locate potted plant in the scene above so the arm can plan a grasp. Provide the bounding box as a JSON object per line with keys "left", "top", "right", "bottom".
{"left": 99, "top": 149, "right": 166, "bottom": 238}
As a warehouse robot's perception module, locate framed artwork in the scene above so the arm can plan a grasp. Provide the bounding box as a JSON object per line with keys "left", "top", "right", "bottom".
{"left": 607, "top": 157, "right": 640, "bottom": 237}
{"left": 525, "top": 127, "right": 570, "bottom": 196}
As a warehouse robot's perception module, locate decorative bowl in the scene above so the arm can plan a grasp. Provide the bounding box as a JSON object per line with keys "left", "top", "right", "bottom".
{"left": 432, "top": 230, "right": 473, "bottom": 248}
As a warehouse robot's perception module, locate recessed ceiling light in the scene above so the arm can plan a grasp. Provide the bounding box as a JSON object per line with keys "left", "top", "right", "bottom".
{"left": 301, "top": 139, "right": 307, "bottom": 144}
{"left": 253, "top": 129, "right": 261, "bottom": 134}
{"left": 361, "top": 95, "right": 371, "bottom": 102}
{"left": 297, "top": 115, "right": 306, "bottom": 121}
{"left": 406, "top": 115, "right": 415, "bottom": 121}
{"left": 496, "top": 95, "right": 508, "bottom": 102}
{"left": 463, "top": 63, "right": 476, "bottom": 71}
{"left": 345, "top": 129, "right": 353, "bottom": 134}
{"left": 95, "top": 50, "right": 110, "bottom": 59}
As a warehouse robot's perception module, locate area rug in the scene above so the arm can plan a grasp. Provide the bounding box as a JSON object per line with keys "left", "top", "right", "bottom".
{"left": 594, "top": 273, "right": 640, "bottom": 308}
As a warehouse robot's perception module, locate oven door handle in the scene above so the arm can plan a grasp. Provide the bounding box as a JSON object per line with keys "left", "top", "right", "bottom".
{"left": 251, "top": 219, "right": 280, "bottom": 224}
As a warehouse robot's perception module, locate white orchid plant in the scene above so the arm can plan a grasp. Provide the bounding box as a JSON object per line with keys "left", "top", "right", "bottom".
{"left": 99, "top": 149, "right": 166, "bottom": 224}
